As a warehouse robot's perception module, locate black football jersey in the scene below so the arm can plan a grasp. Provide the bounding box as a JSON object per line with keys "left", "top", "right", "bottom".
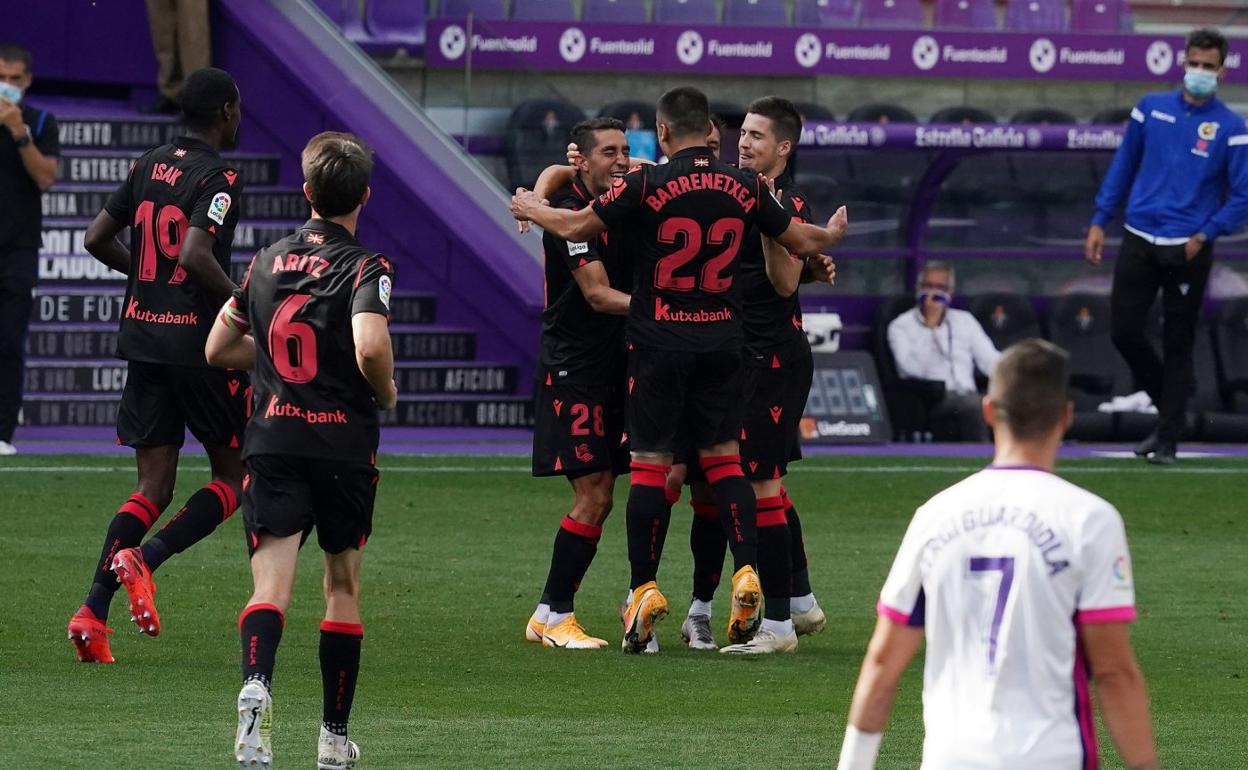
{"left": 539, "top": 175, "right": 631, "bottom": 379}
{"left": 591, "top": 147, "right": 792, "bottom": 352}
{"left": 739, "top": 170, "right": 816, "bottom": 364}
{"left": 228, "top": 219, "right": 394, "bottom": 464}
{"left": 104, "top": 136, "right": 243, "bottom": 367}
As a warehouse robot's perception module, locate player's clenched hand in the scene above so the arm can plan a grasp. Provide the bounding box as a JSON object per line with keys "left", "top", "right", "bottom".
{"left": 1084, "top": 225, "right": 1104, "bottom": 266}
{"left": 809, "top": 254, "right": 836, "bottom": 285}
{"left": 825, "top": 206, "right": 849, "bottom": 246}
{"left": 376, "top": 380, "right": 398, "bottom": 410}
{"left": 760, "top": 174, "right": 779, "bottom": 200}
{"left": 510, "top": 188, "right": 547, "bottom": 222}
{"left": 566, "top": 142, "right": 583, "bottom": 166}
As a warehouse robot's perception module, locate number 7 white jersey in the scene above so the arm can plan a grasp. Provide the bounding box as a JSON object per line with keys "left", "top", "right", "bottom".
{"left": 878, "top": 466, "right": 1136, "bottom": 770}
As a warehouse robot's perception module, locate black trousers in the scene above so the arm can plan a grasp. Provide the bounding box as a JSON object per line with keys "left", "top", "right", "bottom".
{"left": 0, "top": 248, "right": 36, "bottom": 443}
{"left": 1110, "top": 232, "right": 1213, "bottom": 442}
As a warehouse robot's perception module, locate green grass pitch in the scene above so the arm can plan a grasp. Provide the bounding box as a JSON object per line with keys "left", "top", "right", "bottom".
{"left": 1, "top": 454, "right": 1245, "bottom": 768}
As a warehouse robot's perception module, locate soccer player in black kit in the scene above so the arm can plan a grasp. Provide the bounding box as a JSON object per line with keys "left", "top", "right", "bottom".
{"left": 68, "top": 67, "right": 247, "bottom": 663}
{"left": 206, "top": 131, "right": 395, "bottom": 769}
{"left": 512, "top": 87, "right": 846, "bottom": 653}
{"left": 523, "top": 118, "right": 634, "bottom": 650}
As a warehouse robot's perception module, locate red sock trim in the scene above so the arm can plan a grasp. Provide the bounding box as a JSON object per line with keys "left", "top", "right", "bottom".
{"left": 630, "top": 461, "right": 670, "bottom": 488}
{"left": 320, "top": 620, "right": 364, "bottom": 637}
{"left": 239, "top": 603, "right": 285, "bottom": 630}
{"left": 119, "top": 493, "right": 159, "bottom": 529}
{"left": 757, "top": 496, "right": 787, "bottom": 527}
{"left": 206, "top": 480, "right": 240, "bottom": 520}
{"left": 560, "top": 515, "right": 603, "bottom": 540}
{"left": 780, "top": 487, "right": 793, "bottom": 510}
{"left": 690, "top": 501, "right": 719, "bottom": 519}
{"left": 700, "top": 454, "right": 744, "bottom": 484}
{"left": 664, "top": 486, "right": 682, "bottom": 506}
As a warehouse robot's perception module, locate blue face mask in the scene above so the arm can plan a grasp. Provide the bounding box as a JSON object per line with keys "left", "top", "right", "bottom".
{"left": 1185, "top": 67, "right": 1218, "bottom": 98}
{"left": 0, "top": 82, "right": 22, "bottom": 105}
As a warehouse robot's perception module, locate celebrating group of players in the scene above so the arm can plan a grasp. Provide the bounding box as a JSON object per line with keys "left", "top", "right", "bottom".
{"left": 65, "top": 67, "right": 390, "bottom": 769}
{"left": 53, "top": 62, "right": 1162, "bottom": 769}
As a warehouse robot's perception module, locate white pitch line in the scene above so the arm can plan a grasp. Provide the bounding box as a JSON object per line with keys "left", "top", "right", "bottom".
{"left": 0, "top": 463, "right": 1243, "bottom": 475}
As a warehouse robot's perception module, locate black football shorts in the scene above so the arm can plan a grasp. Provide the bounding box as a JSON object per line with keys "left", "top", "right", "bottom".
{"left": 116, "top": 360, "right": 249, "bottom": 449}
{"left": 532, "top": 372, "right": 629, "bottom": 478}
{"left": 627, "top": 348, "right": 744, "bottom": 455}
{"left": 242, "top": 454, "right": 378, "bottom": 556}
{"left": 740, "top": 345, "right": 813, "bottom": 480}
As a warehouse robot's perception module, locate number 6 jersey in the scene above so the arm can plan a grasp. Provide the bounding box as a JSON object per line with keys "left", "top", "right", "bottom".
{"left": 225, "top": 219, "right": 395, "bottom": 464}
{"left": 877, "top": 466, "right": 1137, "bottom": 770}
{"left": 104, "top": 136, "right": 244, "bottom": 367}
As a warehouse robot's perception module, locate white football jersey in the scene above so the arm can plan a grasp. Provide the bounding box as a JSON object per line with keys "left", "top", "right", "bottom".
{"left": 878, "top": 466, "right": 1136, "bottom": 770}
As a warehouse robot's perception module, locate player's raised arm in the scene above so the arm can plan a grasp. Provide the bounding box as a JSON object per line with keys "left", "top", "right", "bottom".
{"left": 1081, "top": 623, "right": 1160, "bottom": 770}
{"left": 511, "top": 187, "right": 608, "bottom": 242}
{"left": 83, "top": 210, "right": 131, "bottom": 276}
{"left": 205, "top": 292, "right": 255, "bottom": 370}
{"left": 777, "top": 204, "right": 848, "bottom": 257}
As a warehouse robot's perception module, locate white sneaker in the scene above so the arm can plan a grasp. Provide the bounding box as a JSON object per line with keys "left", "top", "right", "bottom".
{"left": 680, "top": 614, "right": 718, "bottom": 651}
{"left": 792, "top": 600, "right": 827, "bottom": 636}
{"left": 317, "top": 725, "right": 360, "bottom": 769}
{"left": 235, "top": 680, "right": 273, "bottom": 767}
{"left": 0, "top": 441, "right": 16, "bottom": 456}
{"left": 719, "top": 624, "right": 798, "bottom": 655}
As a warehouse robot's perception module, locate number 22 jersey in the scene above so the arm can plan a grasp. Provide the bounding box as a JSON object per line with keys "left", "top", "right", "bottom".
{"left": 104, "top": 136, "right": 243, "bottom": 367}
{"left": 226, "top": 219, "right": 395, "bottom": 464}
{"left": 878, "top": 467, "right": 1137, "bottom": 770}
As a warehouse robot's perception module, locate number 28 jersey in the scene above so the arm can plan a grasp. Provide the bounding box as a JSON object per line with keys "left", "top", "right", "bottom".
{"left": 878, "top": 467, "right": 1137, "bottom": 770}
{"left": 104, "top": 136, "right": 243, "bottom": 367}
{"left": 591, "top": 147, "right": 792, "bottom": 353}
{"left": 226, "top": 219, "right": 395, "bottom": 464}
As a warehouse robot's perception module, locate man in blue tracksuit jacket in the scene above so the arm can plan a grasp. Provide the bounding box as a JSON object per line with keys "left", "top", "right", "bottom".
{"left": 1086, "top": 27, "right": 1248, "bottom": 464}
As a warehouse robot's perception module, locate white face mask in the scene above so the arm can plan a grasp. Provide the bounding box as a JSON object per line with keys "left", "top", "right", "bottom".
{"left": 0, "top": 82, "right": 22, "bottom": 104}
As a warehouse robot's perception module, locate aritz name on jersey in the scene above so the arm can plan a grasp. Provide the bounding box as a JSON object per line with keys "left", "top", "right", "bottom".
{"left": 643, "top": 172, "right": 757, "bottom": 213}
{"left": 271, "top": 253, "right": 329, "bottom": 277}
{"left": 922, "top": 504, "right": 1072, "bottom": 576}
{"left": 124, "top": 298, "right": 198, "bottom": 326}
{"left": 654, "top": 298, "right": 733, "bottom": 323}
{"left": 263, "top": 394, "right": 348, "bottom": 424}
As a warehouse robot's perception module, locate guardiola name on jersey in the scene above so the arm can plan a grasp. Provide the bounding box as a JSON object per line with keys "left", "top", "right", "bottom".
{"left": 104, "top": 136, "right": 243, "bottom": 367}
{"left": 226, "top": 219, "right": 394, "bottom": 465}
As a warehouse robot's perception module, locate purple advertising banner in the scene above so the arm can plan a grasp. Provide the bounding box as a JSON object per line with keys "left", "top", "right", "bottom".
{"left": 426, "top": 19, "right": 1246, "bottom": 83}
{"left": 798, "top": 122, "right": 1124, "bottom": 150}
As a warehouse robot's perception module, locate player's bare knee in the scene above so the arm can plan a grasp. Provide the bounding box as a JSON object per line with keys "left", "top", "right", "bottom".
{"left": 135, "top": 481, "right": 174, "bottom": 512}
{"left": 666, "top": 463, "right": 688, "bottom": 489}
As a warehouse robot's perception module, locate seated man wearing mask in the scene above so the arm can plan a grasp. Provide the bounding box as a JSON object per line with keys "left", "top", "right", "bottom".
{"left": 887, "top": 261, "right": 1000, "bottom": 441}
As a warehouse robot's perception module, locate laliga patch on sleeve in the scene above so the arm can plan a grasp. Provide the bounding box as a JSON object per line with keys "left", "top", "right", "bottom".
{"left": 208, "top": 192, "right": 232, "bottom": 225}
{"left": 378, "top": 274, "right": 392, "bottom": 309}
{"left": 567, "top": 241, "right": 589, "bottom": 256}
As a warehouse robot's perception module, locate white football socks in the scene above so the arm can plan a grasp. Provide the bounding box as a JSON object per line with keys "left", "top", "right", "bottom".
{"left": 791, "top": 593, "right": 816, "bottom": 614}
{"left": 688, "top": 599, "right": 713, "bottom": 618}
{"left": 546, "top": 611, "right": 571, "bottom": 629}
{"left": 534, "top": 602, "right": 550, "bottom": 624}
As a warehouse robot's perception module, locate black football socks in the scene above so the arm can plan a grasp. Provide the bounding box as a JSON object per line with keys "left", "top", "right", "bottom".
{"left": 756, "top": 495, "right": 792, "bottom": 622}
{"left": 240, "top": 603, "right": 284, "bottom": 690}
{"left": 541, "top": 516, "right": 603, "bottom": 613}
{"left": 698, "top": 455, "right": 758, "bottom": 573}
{"left": 141, "top": 481, "right": 239, "bottom": 572}
{"left": 319, "top": 621, "right": 363, "bottom": 736}
{"left": 82, "top": 493, "right": 163, "bottom": 621}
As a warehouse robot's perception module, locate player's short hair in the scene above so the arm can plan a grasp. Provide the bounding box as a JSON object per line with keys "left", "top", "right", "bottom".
{"left": 0, "top": 43, "right": 32, "bottom": 72}
{"left": 1186, "top": 28, "right": 1228, "bottom": 65}
{"left": 657, "top": 87, "right": 710, "bottom": 139}
{"left": 179, "top": 68, "right": 239, "bottom": 131}
{"left": 709, "top": 113, "right": 726, "bottom": 134}
{"left": 301, "top": 131, "right": 374, "bottom": 218}
{"left": 917, "top": 260, "right": 956, "bottom": 291}
{"left": 746, "top": 96, "right": 802, "bottom": 146}
{"left": 989, "top": 339, "right": 1070, "bottom": 440}
{"left": 570, "top": 117, "right": 626, "bottom": 154}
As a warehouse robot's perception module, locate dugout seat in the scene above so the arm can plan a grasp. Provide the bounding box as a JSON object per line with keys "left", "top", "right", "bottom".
{"left": 968, "top": 293, "right": 1041, "bottom": 351}
{"left": 1046, "top": 293, "right": 1132, "bottom": 411}
{"left": 311, "top": 0, "right": 368, "bottom": 41}
{"left": 931, "top": 105, "right": 997, "bottom": 124}
{"left": 583, "top": 0, "right": 648, "bottom": 22}
{"left": 365, "top": 0, "right": 426, "bottom": 47}
{"left": 511, "top": 0, "right": 577, "bottom": 21}
{"left": 504, "top": 98, "right": 587, "bottom": 190}
{"left": 860, "top": 0, "right": 924, "bottom": 27}
{"left": 654, "top": 0, "right": 719, "bottom": 23}
{"left": 440, "top": 0, "right": 508, "bottom": 19}
{"left": 1010, "top": 107, "right": 1076, "bottom": 124}
{"left": 794, "top": 102, "right": 836, "bottom": 122}
{"left": 1213, "top": 297, "right": 1248, "bottom": 411}
{"left": 934, "top": 0, "right": 997, "bottom": 29}
{"left": 847, "top": 103, "right": 916, "bottom": 124}
{"left": 794, "top": 0, "right": 859, "bottom": 26}
{"left": 709, "top": 101, "right": 748, "bottom": 129}
{"left": 1091, "top": 106, "right": 1133, "bottom": 125}
{"left": 1006, "top": 0, "right": 1066, "bottom": 31}
{"left": 598, "top": 100, "right": 655, "bottom": 128}
{"left": 872, "top": 295, "right": 948, "bottom": 442}
{"left": 724, "top": 0, "right": 790, "bottom": 26}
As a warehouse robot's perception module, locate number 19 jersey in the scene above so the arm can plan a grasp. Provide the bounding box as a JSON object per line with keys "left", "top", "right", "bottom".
{"left": 878, "top": 467, "right": 1137, "bottom": 770}
{"left": 104, "top": 136, "right": 243, "bottom": 367}
{"left": 591, "top": 147, "right": 792, "bottom": 353}
{"left": 227, "top": 219, "right": 395, "bottom": 465}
